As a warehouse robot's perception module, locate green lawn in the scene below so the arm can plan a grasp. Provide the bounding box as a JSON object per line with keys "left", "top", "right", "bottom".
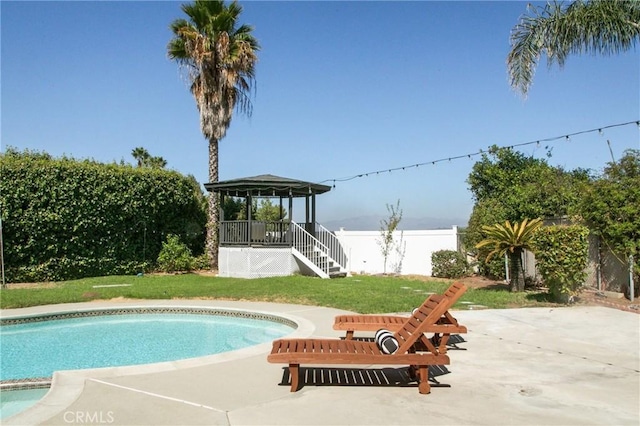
{"left": 0, "top": 274, "right": 558, "bottom": 312}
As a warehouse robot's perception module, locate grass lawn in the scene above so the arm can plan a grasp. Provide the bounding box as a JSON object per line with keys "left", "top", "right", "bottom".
{"left": 0, "top": 274, "right": 557, "bottom": 312}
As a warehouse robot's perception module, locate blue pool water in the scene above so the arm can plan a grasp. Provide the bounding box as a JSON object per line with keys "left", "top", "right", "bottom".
{"left": 0, "top": 313, "right": 293, "bottom": 381}
{"left": 0, "top": 388, "right": 49, "bottom": 420}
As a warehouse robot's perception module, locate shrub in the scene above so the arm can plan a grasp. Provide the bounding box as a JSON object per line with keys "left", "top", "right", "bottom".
{"left": 157, "top": 235, "right": 194, "bottom": 273}
{"left": 431, "top": 250, "right": 469, "bottom": 279}
{"left": 478, "top": 255, "right": 506, "bottom": 280}
{"left": 192, "top": 254, "right": 211, "bottom": 270}
{"left": 532, "top": 225, "right": 589, "bottom": 302}
{"left": 0, "top": 148, "right": 206, "bottom": 282}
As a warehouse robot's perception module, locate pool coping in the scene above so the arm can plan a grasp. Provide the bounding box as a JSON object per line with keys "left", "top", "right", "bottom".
{"left": 0, "top": 301, "right": 315, "bottom": 423}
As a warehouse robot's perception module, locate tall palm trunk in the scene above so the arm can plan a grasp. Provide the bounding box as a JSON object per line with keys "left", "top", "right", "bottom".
{"left": 207, "top": 138, "right": 219, "bottom": 269}
{"left": 509, "top": 248, "right": 525, "bottom": 292}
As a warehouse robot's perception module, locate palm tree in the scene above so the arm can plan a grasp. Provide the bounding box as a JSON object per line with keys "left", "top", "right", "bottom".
{"left": 132, "top": 147, "right": 150, "bottom": 167}
{"left": 132, "top": 147, "right": 167, "bottom": 169}
{"left": 507, "top": 0, "right": 640, "bottom": 97}
{"left": 476, "top": 218, "right": 543, "bottom": 292}
{"left": 168, "top": 0, "right": 259, "bottom": 269}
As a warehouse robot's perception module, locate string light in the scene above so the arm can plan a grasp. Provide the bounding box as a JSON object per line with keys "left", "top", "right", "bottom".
{"left": 218, "top": 120, "right": 638, "bottom": 195}
{"left": 318, "top": 120, "right": 638, "bottom": 186}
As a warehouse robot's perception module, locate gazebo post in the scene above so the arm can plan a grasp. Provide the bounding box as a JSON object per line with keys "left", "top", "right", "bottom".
{"left": 220, "top": 193, "right": 225, "bottom": 221}
{"left": 312, "top": 192, "right": 317, "bottom": 233}
{"left": 288, "top": 193, "right": 293, "bottom": 244}
{"left": 247, "top": 193, "right": 252, "bottom": 243}
{"left": 305, "top": 195, "right": 311, "bottom": 235}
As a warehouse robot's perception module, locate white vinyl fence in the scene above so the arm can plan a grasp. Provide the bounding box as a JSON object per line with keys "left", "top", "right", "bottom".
{"left": 334, "top": 226, "right": 459, "bottom": 276}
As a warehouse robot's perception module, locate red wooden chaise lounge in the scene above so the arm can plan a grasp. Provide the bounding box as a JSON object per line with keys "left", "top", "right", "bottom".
{"left": 267, "top": 285, "right": 467, "bottom": 395}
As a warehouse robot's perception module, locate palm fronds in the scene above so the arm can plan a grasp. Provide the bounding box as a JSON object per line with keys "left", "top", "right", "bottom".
{"left": 507, "top": 0, "right": 640, "bottom": 97}
{"left": 476, "top": 218, "right": 543, "bottom": 262}
{"left": 167, "top": 0, "right": 259, "bottom": 141}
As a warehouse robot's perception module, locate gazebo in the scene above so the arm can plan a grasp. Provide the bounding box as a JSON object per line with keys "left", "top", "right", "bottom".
{"left": 204, "top": 174, "right": 348, "bottom": 279}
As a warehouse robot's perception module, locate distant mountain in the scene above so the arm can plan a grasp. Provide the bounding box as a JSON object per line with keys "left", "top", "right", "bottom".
{"left": 322, "top": 215, "right": 468, "bottom": 231}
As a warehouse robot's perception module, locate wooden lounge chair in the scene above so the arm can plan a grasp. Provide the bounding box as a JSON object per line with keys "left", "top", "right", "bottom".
{"left": 332, "top": 281, "right": 468, "bottom": 353}
{"left": 267, "top": 293, "right": 457, "bottom": 394}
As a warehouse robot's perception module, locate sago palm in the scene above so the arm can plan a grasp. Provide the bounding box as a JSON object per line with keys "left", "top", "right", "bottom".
{"left": 476, "top": 218, "right": 543, "bottom": 292}
{"left": 168, "top": 0, "right": 259, "bottom": 268}
{"left": 507, "top": 0, "right": 640, "bottom": 97}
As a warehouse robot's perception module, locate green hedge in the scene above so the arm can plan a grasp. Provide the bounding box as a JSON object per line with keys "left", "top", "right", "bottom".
{"left": 533, "top": 225, "right": 589, "bottom": 302}
{"left": 0, "top": 149, "right": 206, "bottom": 282}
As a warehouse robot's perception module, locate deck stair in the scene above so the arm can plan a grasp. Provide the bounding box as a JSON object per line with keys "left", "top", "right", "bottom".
{"left": 291, "top": 222, "right": 348, "bottom": 279}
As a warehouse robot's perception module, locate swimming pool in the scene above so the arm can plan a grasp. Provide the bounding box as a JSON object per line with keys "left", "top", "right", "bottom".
{"left": 0, "top": 307, "right": 296, "bottom": 420}
{"left": 1, "top": 307, "right": 295, "bottom": 381}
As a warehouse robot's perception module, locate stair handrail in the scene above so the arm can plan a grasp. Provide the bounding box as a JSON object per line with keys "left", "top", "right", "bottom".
{"left": 315, "top": 223, "right": 348, "bottom": 271}
{"left": 290, "top": 221, "right": 330, "bottom": 276}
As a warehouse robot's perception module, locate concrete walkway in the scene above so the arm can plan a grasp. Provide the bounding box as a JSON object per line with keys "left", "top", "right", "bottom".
{"left": 2, "top": 300, "right": 639, "bottom": 425}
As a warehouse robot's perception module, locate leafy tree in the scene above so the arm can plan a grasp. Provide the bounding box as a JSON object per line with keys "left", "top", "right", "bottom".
{"left": 578, "top": 149, "right": 640, "bottom": 286}
{"left": 476, "top": 218, "right": 543, "bottom": 292}
{"left": 508, "top": 0, "right": 640, "bottom": 96}
{"left": 131, "top": 147, "right": 167, "bottom": 169}
{"left": 168, "top": 0, "right": 259, "bottom": 269}
{"left": 222, "top": 197, "right": 244, "bottom": 220}
{"left": 467, "top": 146, "right": 590, "bottom": 219}
{"left": 254, "top": 199, "right": 287, "bottom": 222}
{"left": 222, "top": 197, "right": 288, "bottom": 222}
{"left": 377, "top": 200, "right": 403, "bottom": 274}
{"left": 465, "top": 146, "right": 590, "bottom": 278}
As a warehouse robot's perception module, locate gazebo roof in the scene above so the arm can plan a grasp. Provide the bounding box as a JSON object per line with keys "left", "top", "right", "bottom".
{"left": 204, "top": 174, "right": 332, "bottom": 197}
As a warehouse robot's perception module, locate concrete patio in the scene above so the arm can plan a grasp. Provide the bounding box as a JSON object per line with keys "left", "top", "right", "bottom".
{"left": 2, "top": 300, "right": 639, "bottom": 425}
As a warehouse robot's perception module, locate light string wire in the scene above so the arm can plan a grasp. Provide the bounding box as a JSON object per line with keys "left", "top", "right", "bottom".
{"left": 219, "top": 120, "right": 639, "bottom": 195}
{"left": 319, "top": 119, "right": 639, "bottom": 186}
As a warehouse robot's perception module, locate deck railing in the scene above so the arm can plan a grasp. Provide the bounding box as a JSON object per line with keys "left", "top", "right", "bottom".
{"left": 219, "top": 221, "right": 291, "bottom": 246}
{"left": 315, "top": 222, "right": 348, "bottom": 270}
{"left": 290, "top": 221, "right": 330, "bottom": 276}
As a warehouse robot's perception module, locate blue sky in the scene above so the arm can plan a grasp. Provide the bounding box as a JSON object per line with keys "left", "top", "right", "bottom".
{"left": 2, "top": 1, "right": 639, "bottom": 228}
